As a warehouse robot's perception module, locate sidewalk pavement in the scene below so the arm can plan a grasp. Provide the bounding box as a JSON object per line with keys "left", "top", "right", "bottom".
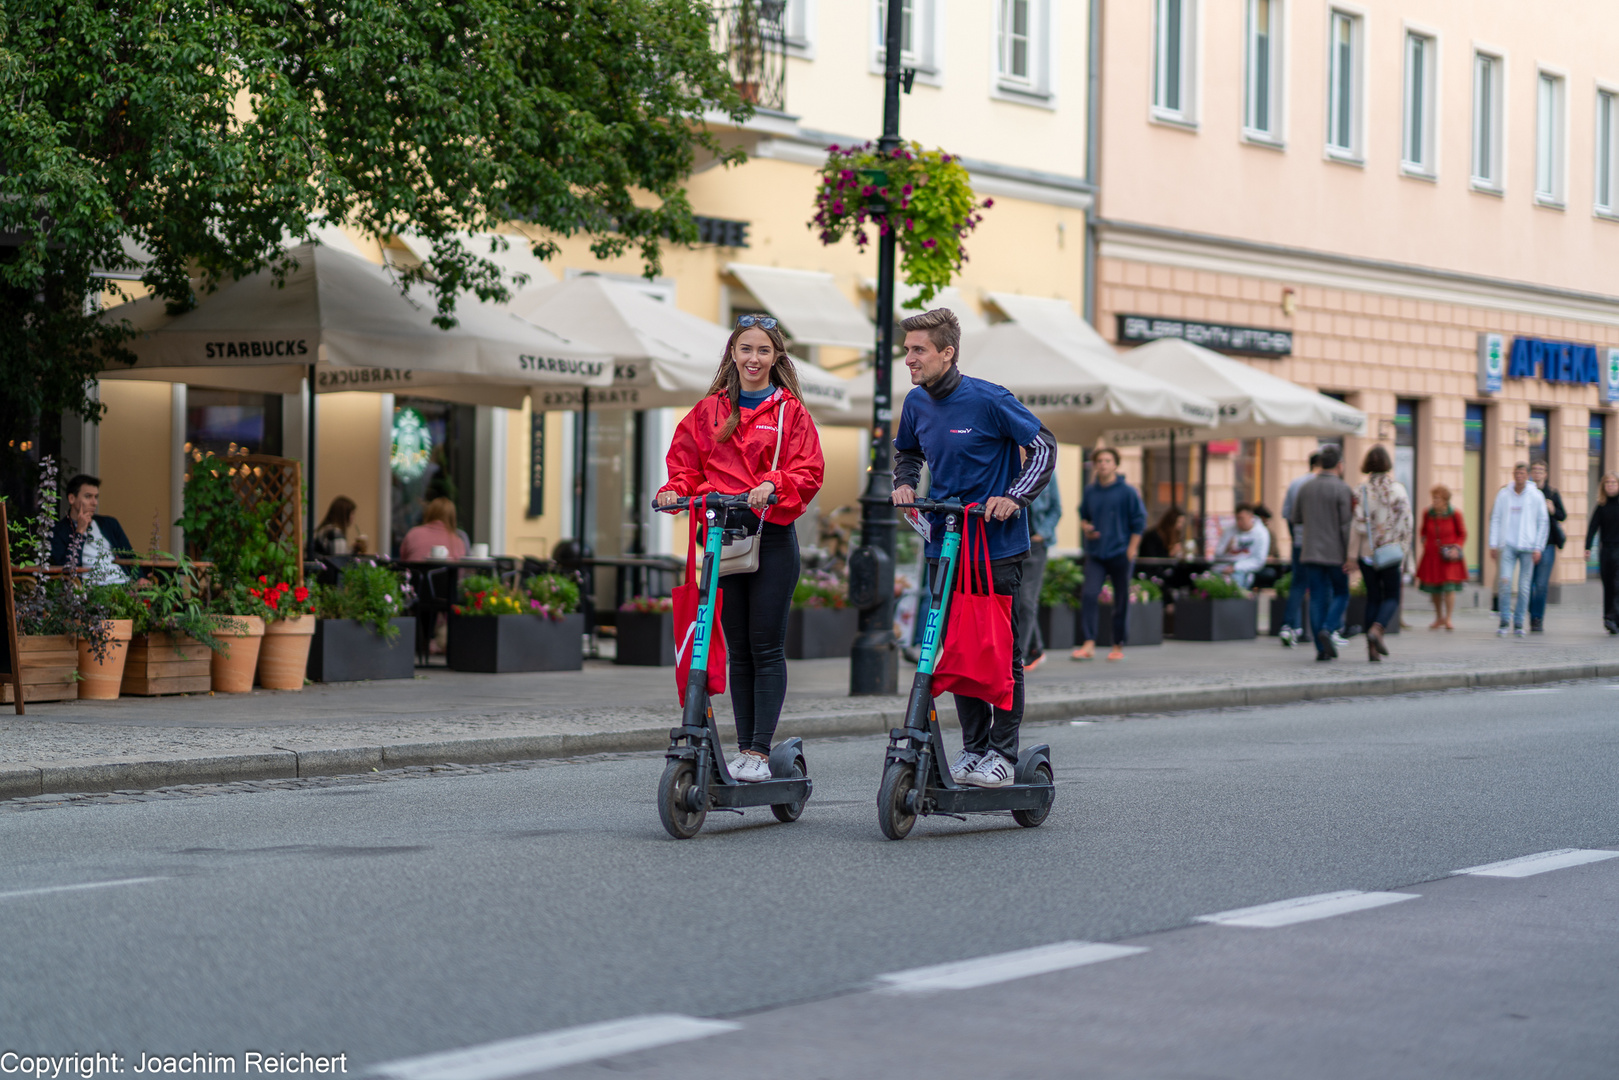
{"left": 3, "top": 602, "right": 1616, "bottom": 798}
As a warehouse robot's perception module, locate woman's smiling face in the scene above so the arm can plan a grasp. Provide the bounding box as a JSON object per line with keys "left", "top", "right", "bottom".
{"left": 732, "top": 327, "right": 777, "bottom": 392}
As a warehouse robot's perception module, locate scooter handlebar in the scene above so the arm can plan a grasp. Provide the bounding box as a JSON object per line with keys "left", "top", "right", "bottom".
{"left": 652, "top": 493, "right": 779, "bottom": 512}
{"left": 897, "top": 498, "right": 1020, "bottom": 518}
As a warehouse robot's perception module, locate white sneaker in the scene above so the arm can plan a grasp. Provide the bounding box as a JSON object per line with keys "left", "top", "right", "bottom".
{"left": 1497, "top": 625, "right": 1511, "bottom": 638}
{"left": 1514, "top": 626, "right": 1528, "bottom": 638}
{"left": 1278, "top": 626, "right": 1296, "bottom": 648}
{"left": 1329, "top": 631, "right": 1349, "bottom": 648}
{"left": 962, "top": 751, "right": 1014, "bottom": 788}
{"left": 732, "top": 754, "right": 771, "bottom": 782}
{"left": 949, "top": 749, "right": 982, "bottom": 783}
{"left": 727, "top": 753, "right": 751, "bottom": 779}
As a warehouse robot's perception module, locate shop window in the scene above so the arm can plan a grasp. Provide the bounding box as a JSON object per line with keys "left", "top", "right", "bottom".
{"left": 1401, "top": 32, "right": 1437, "bottom": 176}
{"left": 1326, "top": 10, "right": 1362, "bottom": 159}
{"left": 1527, "top": 409, "right": 1550, "bottom": 467}
{"left": 1464, "top": 403, "right": 1487, "bottom": 577}
{"left": 1243, "top": 0, "right": 1284, "bottom": 142}
{"left": 1590, "top": 413, "right": 1608, "bottom": 577}
{"left": 1597, "top": 89, "right": 1618, "bottom": 216}
{"left": 995, "top": 0, "right": 1051, "bottom": 100}
{"left": 1152, "top": 0, "right": 1197, "bottom": 125}
{"left": 185, "top": 389, "right": 282, "bottom": 459}
{"left": 1394, "top": 399, "right": 1418, "bottom": 496}
{"left": 392, "top": 398, "right": 476, "bottom": 553}
{"left": 1232, "top": 438, "right": 1264, "bottom": 508}
{"left": 1536, "top": 72, "right": 1566, "bottom": 206}
{"left": 1472, "top": 52, "right": 1504, "bottom": 190}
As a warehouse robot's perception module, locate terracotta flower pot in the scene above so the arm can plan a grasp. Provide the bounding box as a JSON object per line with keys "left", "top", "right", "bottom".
{"left": 210, "top": 615, "right": 266, "bottom": 693}
{"left": 257, "top": 616, "right": 315, "bottom": 690}
{"left": 76, "top": 619, "right": 134, "bottom": 700}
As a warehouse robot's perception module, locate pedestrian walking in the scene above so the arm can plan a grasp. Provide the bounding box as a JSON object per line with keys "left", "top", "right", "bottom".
{"left": 1277, "top": 452, "right": 1322, "bottom": 647}
{"left": 892, "top": 308, "right": 1055, "bottom": 787}
{"left": 1487, "top": 462, "right": 1549, "bottom": 638}
{"left": 1416, "top": 484, "right": 1468, "bottom": 630}
{"left": 1212, "top": 503, "right": 1271, "bottom": 589}
{"left": 1527, "top": 461, "right": 1567, "bottom": 632}
{"left": 1290, "top": 444, "right": 1353, "bottom": 660}
{"left": 1072, "top": 447, "right": 1146, "bottom": 663}
{"left": 657, "top": 315, "right": 826, "bottom": 782}
{"left": 1014, "top": 473, "right": 1061, "bottom": 672}
{"left": 1586, "top": 472, "right": 1619, "bottom": 634}
{"left": 1352, "top": 446, "right": 1412, "bottom": 662}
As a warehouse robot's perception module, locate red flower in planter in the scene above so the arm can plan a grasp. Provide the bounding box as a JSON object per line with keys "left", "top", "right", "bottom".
{"left": 293, "top": 586, "right": 309, "bottom": 603}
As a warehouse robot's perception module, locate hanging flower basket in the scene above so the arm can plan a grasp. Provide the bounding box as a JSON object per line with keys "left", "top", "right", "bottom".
{"left": 811, "top": 141, "right": 991, "bottom": 308}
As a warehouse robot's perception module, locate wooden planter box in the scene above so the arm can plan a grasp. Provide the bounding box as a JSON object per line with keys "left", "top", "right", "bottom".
{"left": 1036, "top": 604, "right": 1078, "bottom": 651}
{"left": 2, "top": 635, "right": 79, "bottom": 704}
{"left": 1095, "top": 599, "right": 1165, "bottom": 647}
{"left": 615, "top": 611, "right": 676, "bottom": 666}
{"left": 307, "top": 618, "right": 417, "bottom": 682}
{"left": 121, "top": 633, "right": 212, "bottom": 696}
{"left": 447, "top": 612, "right": 585, "bottom": 673}
{"left": 786, "top": 607, "right": 858, "bottom": 660}
{"left": 1173, "top": 597, "right": 1259, "bottom": 641}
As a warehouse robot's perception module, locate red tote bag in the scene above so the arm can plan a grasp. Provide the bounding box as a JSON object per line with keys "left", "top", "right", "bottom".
{"left": 931, "top": 509, "right": 1016, "bottom": 711}
{"left": 672, "top": 509, "right": 726, "bottom": 705}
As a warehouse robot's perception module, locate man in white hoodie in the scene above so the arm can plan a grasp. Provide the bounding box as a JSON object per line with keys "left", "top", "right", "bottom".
{"left": 1489, "top": 462, "right": 1550, "bottom": 637}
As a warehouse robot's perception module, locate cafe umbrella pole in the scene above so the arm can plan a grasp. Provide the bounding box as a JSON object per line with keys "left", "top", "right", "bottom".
{"left": 848, "top": 0, "right": 909, "bottom": 697}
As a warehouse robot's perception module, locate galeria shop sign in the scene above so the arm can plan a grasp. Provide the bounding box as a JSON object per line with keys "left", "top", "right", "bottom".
{"left": 1116, "top": 315, "right": 1292, "bottom": 357}
{"left": 1506, "top": 336, "right": 1603, "bottom": 385}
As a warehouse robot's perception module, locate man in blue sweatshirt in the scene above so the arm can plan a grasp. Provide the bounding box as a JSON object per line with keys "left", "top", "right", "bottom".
{"left": 893, "top": 308, "right": 1056, "bottom": 789}
{"left": 1072, "top": 447, "right": 1147, "bottom": 661}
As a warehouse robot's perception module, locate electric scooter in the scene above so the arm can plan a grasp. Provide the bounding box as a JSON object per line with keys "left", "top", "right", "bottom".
{"left": 877, "top": 499, "right": 1055, "bottom": 840}
{"left": 652, "top": 493, "right": 812, "bottom": 839}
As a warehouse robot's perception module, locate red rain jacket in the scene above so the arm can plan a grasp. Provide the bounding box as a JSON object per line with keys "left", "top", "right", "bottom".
{"left": 660, "top": 390, "right": 825, "bottom": 525}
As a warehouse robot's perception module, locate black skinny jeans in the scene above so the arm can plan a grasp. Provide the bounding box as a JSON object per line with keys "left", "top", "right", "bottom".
{"left": 1601, "top": 544, "right": 1619, "bottom": 626}
{"left": 1359, "top": 559, "right": 1402, "bottom": 630}
{"left": 718, "top": 521, "right": 799, "bottom": 755}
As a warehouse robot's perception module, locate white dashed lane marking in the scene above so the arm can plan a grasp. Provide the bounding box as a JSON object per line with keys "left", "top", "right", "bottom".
{"left": 876, "top": 941, "right": 1148, "bottom": 993}
{"left": 1455, "top": 848, "right": 1619, "bottom": 878}
{"left": 0, "top": 877, "right": 166, "bottom": 901}
{"left": 368, "top": 1015, "right": 742, "bottom": 1080}
{"left": 1195, "top": 890, "right": 1420, "bottom": 928}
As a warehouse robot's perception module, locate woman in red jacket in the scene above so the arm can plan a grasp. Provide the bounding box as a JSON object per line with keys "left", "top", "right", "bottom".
{"left": 656, "top": 316, "right": 826, "bottom": 782}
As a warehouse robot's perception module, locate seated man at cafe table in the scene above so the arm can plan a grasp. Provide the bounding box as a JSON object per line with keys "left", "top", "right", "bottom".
{"left": 49, "top": 474, "right": 135, "bottom": 585}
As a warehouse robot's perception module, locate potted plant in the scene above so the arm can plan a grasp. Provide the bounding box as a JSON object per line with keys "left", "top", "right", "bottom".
{"left": 1036, "top": 557, "right": 1082, "bottom": 652}
{"left": 208, "top": 586, "right": 263, "bottom": 694}
{"left": 123, "top": 550, "right": 223, "bottom": 696}
{"left": 446, "top": 572, "right": 584, "bottom": 673}
{"left": 786, "top": 568, "right": 857, "bottom": 660}
{"left": 8, "top": 575, "right": 83, "bottom": 705}
{"left": 308, "top": 560, "right": 416, "bottom": 682}
{"left": 525, "top": 572, "right": 586, "bottom": 670}
{"left": 1096, "top": 576, "right": 1166, "bottom": 647}
{"left": 1174, "top": 573, "right": 1259, "bottom": 641}
{"left": 254, "top": 576, "right": 318, "bottom": 690}
{"left": 615, "top": 595, "right": 676, "bottom": 666}
{"left": 75, "top": 582, "right": 143, "bottom": 700}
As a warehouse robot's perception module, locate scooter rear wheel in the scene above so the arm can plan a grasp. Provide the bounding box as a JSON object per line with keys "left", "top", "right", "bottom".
{"left": 770, "top": 759, "right": 808, "bottom": 823}
{"left": 877, "top": 762, "right": 918, "bottom": 840}
{"left": 658, "top": 759, "right": 706, "bottom": 839}
{"left": 1011, "top": 761, "right": 1054, "bottom": 829}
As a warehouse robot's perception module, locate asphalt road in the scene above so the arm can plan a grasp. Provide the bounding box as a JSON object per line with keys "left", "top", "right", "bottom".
{"left": 4, "top": 681, "right": 1618, "bottom": 1078}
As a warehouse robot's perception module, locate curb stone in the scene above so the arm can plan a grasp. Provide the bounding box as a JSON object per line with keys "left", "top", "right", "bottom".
{"left": 10, "top": 660, "right": 1619, "bottom": 799}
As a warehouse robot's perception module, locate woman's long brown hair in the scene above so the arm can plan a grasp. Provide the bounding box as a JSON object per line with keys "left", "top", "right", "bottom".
{"left": 705, "top": 322, "right": 804, "bottom": 442}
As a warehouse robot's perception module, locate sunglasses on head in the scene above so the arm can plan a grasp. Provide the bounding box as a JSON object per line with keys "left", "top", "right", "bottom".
{"left": 735, "top": 314, "right": 779, "bottom": 330}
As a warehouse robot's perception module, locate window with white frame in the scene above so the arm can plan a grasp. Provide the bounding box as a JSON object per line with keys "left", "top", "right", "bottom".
{"left": 1326, "top": 10, "right": 1362, "bottom": 157}
{"left": 1597, "top": 89, "right": 1618, "bottom": 215}
{"left": 1536, "top": 71, "right": 1566, "bottom": 204}
{"left": 1402, "top": 31, "right": 1436, "bottom": 173}
{"left": 995, "top": 0, "right": 1050, "bottom": 97}
{"left": 782, "top": 0, "right": 814, "bottom": 56}
{"left": 1152, "top": 0, "right": 1196, "bottom": 123}
{"left": 1472, "top": 52, "right": 1503, "bottom": 188}
{"left": 875, "top": 0, "right": 936, "bottom": 73}
{"left": 1244, "top": 0, "right": 1283, "bottom": 140}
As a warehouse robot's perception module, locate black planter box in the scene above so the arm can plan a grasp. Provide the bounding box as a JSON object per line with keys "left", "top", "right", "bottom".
{"left": 1172, "top": 597, "right": 1258, "bottom": 641}
{"left": 615, "top": 611, "right": 677, "bottom": 666}
{"left": 447, "top": 612, "right": 584, "bottom": 673}
{"left": 786, "top": 607, "right": 858, "bottom": 660}
{"left": 308, "top": 618, "right": 416, "bottom": 682}
{"left": 1037, "top": 604, "right": 1078, "bottom": 651}
{"left": 1095, "top": 599, "right": 1165, "bottom": 646}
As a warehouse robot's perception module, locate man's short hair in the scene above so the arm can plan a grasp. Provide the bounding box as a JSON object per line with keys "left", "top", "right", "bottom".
{"left": 1514, "top": 460, "right": 1529, "bottom": 472}
{"left": 65, "top": 474, "right": 101, "bottom": 497}
{"left": 900, "top": 308, "right": 961, "bottom": 361}
{"left": 1092, "top": 446, "right": 1120, "bottom": 466}
{"left": 1235, "top": 503, "right": 1256, "bottom": 516}
{"left": 1308, "top": 452, "right": 1322, "bottom": 469}
{"left": 1318, "top": 445, "right": 1342, "bottom": 471}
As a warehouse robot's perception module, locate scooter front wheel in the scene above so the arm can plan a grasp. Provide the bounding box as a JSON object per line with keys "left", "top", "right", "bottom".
{"left": 658, "top": 759, "right": 707, "bottom": 839}
{"left": 877, "top": 762, "right": 918, "bottom": 840}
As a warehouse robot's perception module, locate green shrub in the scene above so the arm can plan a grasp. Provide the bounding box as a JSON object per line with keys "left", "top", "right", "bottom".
{"left": 525, "top": 573, "right": 581, "bottom": 616}
{"left": 1273, "top": 571, "right": 1292, "bottom": 598}
{"left": 316, "top": 561, "right": 411, "bottom": 639}
{"left": 1039, "top": 557, "right": 1084, "bottom": 608}
{"left": 1189, "top": 572, "right": 1249, "bottom": 600}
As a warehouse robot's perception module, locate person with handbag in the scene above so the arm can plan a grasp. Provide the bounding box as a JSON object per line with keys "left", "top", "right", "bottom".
{"left": 656, "top": 315, "right": 825, "bottom": 783}
{"left": 1352, "top": 445, "right": 1412, "bottom": 661}
{"left": 1416, "top": 484, "right": 1468, "bottom": 630}
{"left": 891, "top": 308, "right": 1057, "bottom": 788}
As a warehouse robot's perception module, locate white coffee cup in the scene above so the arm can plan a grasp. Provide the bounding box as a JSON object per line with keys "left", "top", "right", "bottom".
{"left": 470, "top": 542, "right": 490, "bottom": 558}
{"left": 430, "top": 545, "right": 450, "bottom": 559}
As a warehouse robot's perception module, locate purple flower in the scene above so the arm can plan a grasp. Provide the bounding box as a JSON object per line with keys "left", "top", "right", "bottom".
{"left": 861, "top": 185, "right": 875, "bottom": 196}
{"left": 922, "top": 238, "right": 937, "bottom": 250}
{"left": 831, "top": 200, "right": 845, "bottom": 214}
{"left": 983, "top": 197, "right": 994, "bottom": 208}
{"left": 905, "top": 218, "right": 914, "bottom": 231}
{"left": 902, "top": 184, "right": 913, "bottom": 195}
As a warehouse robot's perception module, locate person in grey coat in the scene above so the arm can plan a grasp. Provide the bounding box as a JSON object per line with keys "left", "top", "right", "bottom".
{"left": 1289, "top": 445, "right": 1353, "bottom": 660}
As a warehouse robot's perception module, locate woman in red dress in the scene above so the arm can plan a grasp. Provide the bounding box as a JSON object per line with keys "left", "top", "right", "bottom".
{"left": 1416, "top": 484, "right": 1469, "bottom": 629}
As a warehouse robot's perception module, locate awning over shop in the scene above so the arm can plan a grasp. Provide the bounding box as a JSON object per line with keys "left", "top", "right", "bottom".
{"left": 726, "top": 263, "right": 873, "bottom": 350}
{"left": 1119, "top": 337, "right": 1367, "bottom": 440}
{"left": 984, "top": 292, "right": 1114, "bottom": 352}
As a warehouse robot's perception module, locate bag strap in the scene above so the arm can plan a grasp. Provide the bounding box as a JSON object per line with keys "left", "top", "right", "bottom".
{"left": 757, "top": 394, "right": 785, "bottom": 532}
{"left": 684, "top": 503, "right": 702, "bottom": 583}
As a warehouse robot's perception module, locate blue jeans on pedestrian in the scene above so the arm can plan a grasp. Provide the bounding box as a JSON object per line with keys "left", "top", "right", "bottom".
{"left": 1301, "top": 562, "right": 1349, "bottom": 644}
{"left": 1528, "top": 544, "right": 1557, "bottom": 623}
{"left": 1283, "top": 527, "right": 1306, "bottom": 631}
{"left": 1497, "top": 547, "right": 1535, "bottom": 629}
{"left": 1081, "top": 554, "right": 1133, "bottom": 646}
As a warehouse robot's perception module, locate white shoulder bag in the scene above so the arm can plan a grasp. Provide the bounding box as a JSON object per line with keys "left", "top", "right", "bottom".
{"left": 718, "top": 403, "right": 785, "bottom": 577}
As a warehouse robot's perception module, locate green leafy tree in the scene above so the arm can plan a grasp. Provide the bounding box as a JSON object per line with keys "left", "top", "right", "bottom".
{"left": 0, "top": 0, "right": 748, "bottom": 462}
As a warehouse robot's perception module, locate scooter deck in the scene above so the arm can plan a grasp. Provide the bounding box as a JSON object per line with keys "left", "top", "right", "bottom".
{"left": 923, "top": 782, "right": 1052, "bottom": 815}
{"left": 709, "top": 777, "right": 813, "bottom": 809}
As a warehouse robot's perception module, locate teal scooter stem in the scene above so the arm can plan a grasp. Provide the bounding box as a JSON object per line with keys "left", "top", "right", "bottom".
{"left": 653, "top": 493, "right": 812, "bottom": 839}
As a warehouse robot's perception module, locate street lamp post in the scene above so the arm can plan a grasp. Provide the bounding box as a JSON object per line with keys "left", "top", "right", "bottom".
{"left": 848, "top": 0, "right": 910, "bottom": 696}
